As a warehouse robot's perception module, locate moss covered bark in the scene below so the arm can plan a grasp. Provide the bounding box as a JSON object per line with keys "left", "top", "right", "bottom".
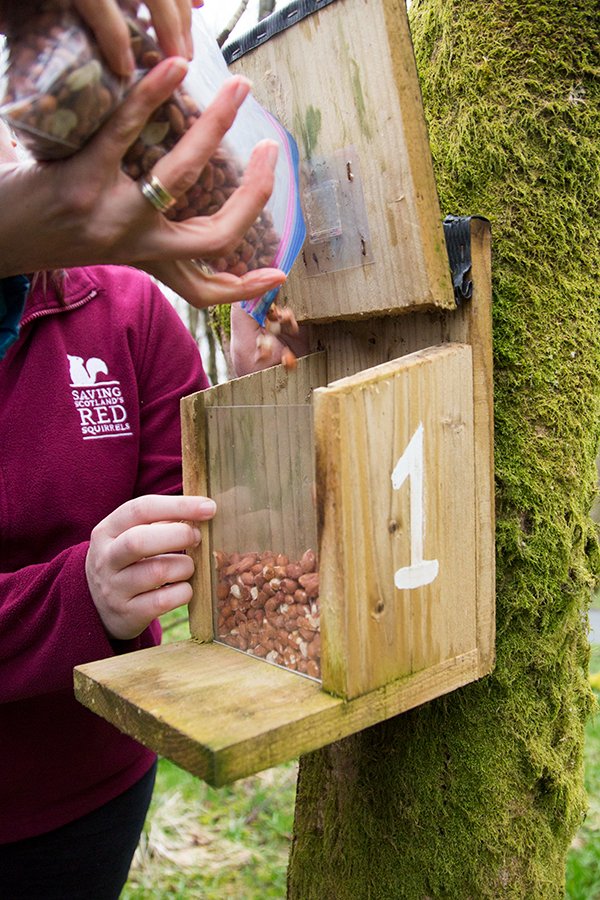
{"left": 287, "top": 1, "right": 600, "bottom": 896}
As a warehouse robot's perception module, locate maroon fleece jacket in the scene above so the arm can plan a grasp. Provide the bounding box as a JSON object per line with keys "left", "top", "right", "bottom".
{"left": 0, "top": 265, "right": 208, "bottom": 843}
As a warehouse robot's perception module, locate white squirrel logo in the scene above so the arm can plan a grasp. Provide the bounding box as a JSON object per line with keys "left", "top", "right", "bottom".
{"left": 68, "top": 353, "right": 130, "bottom": 439}
{"left": 68, "top": 355, "right": 109, "bottom": 386}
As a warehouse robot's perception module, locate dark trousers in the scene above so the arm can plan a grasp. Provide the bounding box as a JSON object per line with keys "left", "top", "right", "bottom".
{"left": 0, "top": 763, "right": 156, "bottom": 900}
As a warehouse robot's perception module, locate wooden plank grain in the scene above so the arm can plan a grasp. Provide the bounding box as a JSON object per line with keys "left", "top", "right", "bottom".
{"left": 450, "top": 220, "right": 495, "bottom": 674}
{"left": 74, "top": 639, "right": 480, "bottom": 785}
{"left": 180, "top": 390, "right": 213, "bottom": 641}
{"left": 229, "top": 0, "right": 454, "bottom": 322}
{"left": 315, "top": 344, "right": 477, "bottom": 699}
{"left": 312, "top": 221, "right": 495, "bottom": 682}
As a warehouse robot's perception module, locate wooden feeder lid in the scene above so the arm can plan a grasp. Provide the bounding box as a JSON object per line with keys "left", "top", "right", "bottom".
{"left": 225, "top": 0, "right": 455, "bottom": 323}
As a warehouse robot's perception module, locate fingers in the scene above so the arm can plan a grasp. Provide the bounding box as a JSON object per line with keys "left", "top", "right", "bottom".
{"left": 99, "top": 494, "right": 216, "bottom": 540}
{"left": 126, "top": 580, "right": 194, "bottom": 624}
{"left": 151, "top": 76, "right": 253, "bottom": 200}
{"left": 86, "top": 494, "right": 215, "bottom": 640}
{"left": 98, "top": 580, "right": 193, "bottom": 641}
{"left": 141, "top": 258, "right": 286, "bottom": 307}
{"left": 189, "top": 139, "right": 280, "bottom": 258}
{"left": 109, "top": 520, "right": 202, "bottom": 571}
{"left": 58, "top": 51, "right": 279, "bottom": 285}
{"left": 114, "top": 552, "right": 195, "bottom": 597}
{"left": 146, "top": 0, "right": 192, "bottom": 59}
{"left": 200, "top": 267, "right": 287, "bottom": 306}
{"left": 75, "top": 0, "right": 198, "bottom": 72}
{"left": 73, "top": 0, "right": 135, "bottom": 76}
{"left": 143, "top": 138, "right": 279, "bottom": 262}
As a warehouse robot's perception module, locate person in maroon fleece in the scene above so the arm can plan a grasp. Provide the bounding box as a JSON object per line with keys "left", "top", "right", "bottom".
{"left": 0, "top": 260, "right": 216, "bottom": 898}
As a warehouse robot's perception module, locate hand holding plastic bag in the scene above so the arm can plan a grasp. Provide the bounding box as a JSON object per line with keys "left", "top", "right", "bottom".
{"left": 0, "top": 2, "right": 305, "bottom": 325}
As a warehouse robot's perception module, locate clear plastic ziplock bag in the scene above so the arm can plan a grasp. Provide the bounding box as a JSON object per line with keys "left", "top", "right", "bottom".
{"left": 0, "top": 4, "right": 132, "bottom": 159}
{"left": 184, "top": 12, "right": 306, "bottom": 325}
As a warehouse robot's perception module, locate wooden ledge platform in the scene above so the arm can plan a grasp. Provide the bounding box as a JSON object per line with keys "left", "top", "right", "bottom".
{"left": 74, "top": 640, "right": 480, "bottom": 785}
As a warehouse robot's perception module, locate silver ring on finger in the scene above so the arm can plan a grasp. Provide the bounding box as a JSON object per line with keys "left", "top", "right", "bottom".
{"left": 139, "top": 174, "right": 177, "bottom": 213}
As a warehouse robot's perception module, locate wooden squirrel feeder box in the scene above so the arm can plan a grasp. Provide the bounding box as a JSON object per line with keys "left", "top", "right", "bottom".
{"left": 74, "top": 0, "right": 495, "bottom": 786}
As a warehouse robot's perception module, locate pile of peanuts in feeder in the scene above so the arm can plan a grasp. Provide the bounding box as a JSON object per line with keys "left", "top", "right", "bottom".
{"left": 214, "top": 548, "right": 321, "bottom": 679}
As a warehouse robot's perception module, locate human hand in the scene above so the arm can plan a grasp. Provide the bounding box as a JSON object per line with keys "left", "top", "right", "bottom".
{"left": 74, "top": 0, "right": 205, "bottom": 74}
{"left": 141, "top": 256, "right": 287, "bottom": 311}
{"left": 85, "top": 494, "right": 216, "bottom": 641}
{"left": 230, "top": 301, "right": 310, "bottom": 376}
{"left": 0, "top": 1, "right": 204, "bottom": 76}
{"left": 0, "top": 60, "right": 286, "bottom": 305}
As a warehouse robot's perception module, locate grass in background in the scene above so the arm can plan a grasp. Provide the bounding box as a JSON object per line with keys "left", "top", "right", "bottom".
{"left": 566, "top": 643, "right": 600, "bottom": 899}
{"left": 124, "top": 759, "right": 297, "bottom": 899}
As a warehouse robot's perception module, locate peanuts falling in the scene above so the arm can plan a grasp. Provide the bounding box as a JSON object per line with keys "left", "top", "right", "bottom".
{"left": 255, "top": 304, "right": 300, "bottom": 371}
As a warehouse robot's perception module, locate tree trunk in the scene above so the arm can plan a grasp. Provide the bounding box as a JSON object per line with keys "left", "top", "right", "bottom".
{"left": 217, "top": 0, "right": 249, "bottom": 47}
{"left": 287, "top": 1, "right": 599, "bottom": 897}
{"left": 258, "top": 0, "right": 276, "bottom": 19}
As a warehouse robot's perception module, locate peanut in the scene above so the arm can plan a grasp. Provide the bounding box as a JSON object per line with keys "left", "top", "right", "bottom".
{"left": 214, "top": 548, "right": 320, "bottom": 680}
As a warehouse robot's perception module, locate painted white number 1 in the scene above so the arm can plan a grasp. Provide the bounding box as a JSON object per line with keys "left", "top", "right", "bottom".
{"left": 391, "top": 422, "right": 439, "bottom": 590}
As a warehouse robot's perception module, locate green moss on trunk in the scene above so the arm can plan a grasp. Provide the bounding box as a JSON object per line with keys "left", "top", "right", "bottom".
{"left": 288, "top": 1, "right": 600, "bottom": 896}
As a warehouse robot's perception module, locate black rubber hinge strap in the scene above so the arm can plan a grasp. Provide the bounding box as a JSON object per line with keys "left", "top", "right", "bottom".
{"left": 223, "top": 0, "right": 341, "bottom": 63}
{"left": 443, "top": 214, "right": 490, "bottom": 306}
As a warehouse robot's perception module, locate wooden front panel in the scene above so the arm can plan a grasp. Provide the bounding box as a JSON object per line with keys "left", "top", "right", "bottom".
{"left": 315, "top": 219, "right": 496, "bottom": 677}
{"left": 315, "top": 343, "right": 477, "bottom": 699}
{"left": 230, "top": 0, "right": 454, "bottom": 322}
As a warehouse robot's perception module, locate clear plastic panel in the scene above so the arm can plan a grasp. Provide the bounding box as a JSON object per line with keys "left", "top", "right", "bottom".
{"left": 206, "top": 405, "right": 320, "bottom": 680}
{"left": 301, "top": 146, "right": 374, "bottom": 276}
